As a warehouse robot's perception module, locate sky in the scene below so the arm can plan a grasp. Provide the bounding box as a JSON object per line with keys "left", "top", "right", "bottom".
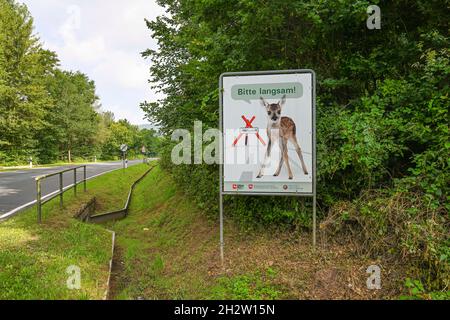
{"left": 20, "top": 0, "right": 165, "bottom": 125}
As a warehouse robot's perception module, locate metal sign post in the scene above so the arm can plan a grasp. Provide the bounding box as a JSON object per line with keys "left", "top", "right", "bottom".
{"left": 120, "top": 144, "right": 128, "bottom": 169}
{"left": 219, "top": 69, "right": 317, "bottom": 266}
{"left": 141, "top": 146, "right": 147, "bottom": 164}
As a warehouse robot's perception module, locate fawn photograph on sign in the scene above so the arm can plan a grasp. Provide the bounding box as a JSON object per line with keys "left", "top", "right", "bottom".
{"left": 220, "top": 70, "right": 315, "bottom": 195}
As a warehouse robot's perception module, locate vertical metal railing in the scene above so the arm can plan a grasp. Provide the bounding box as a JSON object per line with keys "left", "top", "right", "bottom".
{"left": 74, "top": 169, "right": 77, "bottom": 197}
{"left": 59, "top": 173, "right": 63, "bottom": 208}
{"left": 36, "top": 165, "right": 87, "bottom": 224}
{"left": 84, "top": 166, "right": 87, "bottom": 192}
{"left": 36, "top": 179, "right": 42, "bottom": 223}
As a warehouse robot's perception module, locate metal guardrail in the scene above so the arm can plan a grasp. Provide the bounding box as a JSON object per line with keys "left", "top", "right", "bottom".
{"left": 35, "top": 165, "right": 87, "bottom": 223}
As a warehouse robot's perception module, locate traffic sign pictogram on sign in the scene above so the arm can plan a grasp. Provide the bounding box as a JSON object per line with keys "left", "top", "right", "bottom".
{"left": 232, "top": 115, "right": 266, "bottom": 147}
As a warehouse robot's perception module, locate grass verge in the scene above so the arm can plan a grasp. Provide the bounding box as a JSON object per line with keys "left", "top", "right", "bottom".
{"left": 108, "top": 165, "right": 403, "bottom": 300}
{"left": 0, "top": 158, "right": 144, "bottom": 172}
{"left": 0, "top": 164, "right": 150, "bottom": 299}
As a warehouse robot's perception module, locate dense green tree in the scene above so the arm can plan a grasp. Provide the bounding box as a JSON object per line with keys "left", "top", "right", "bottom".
{"left": 141, "top": 0, "right": 449, "bottom": 293}
{"left": 142, "top": 0, "right": 448, "bottom": 214}
{"left": 137, "top": 128, "right": 161, "bottom": 157}
{"left": 0, "top": 0, "right": 58, "bottom": 164}
{"left": 100, "top": 119, "right": 137, "bottom": 159}
{"left": 45, "top": 70, "right": 100, "bottom": 162}
{"left": 0, "top": 0, "right": 158, "bottom": 165}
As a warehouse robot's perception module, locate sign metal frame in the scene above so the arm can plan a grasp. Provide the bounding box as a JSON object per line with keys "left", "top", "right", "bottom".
{"left": 218, "top": 69, "right": 317, "bottom": 265}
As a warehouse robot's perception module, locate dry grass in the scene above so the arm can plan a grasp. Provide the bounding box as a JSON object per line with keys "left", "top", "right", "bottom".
{"left": 320, "top": 190, "right": 449, "bottom": 295}
{"left": 220, "top": 221, "right": 404, "bottom": 299}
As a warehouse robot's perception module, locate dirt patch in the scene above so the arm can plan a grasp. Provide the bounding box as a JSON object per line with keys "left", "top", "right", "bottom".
{"left": 73, "top": 197, "right": 96, "bottom": 221}
{"left": 107, "top": 245, "right": 128, "bottom": 300}
{"left": 220, "top": 221, "right": 404, "bottom": 299}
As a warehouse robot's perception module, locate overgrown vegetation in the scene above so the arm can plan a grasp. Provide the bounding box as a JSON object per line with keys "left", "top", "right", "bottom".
{"left": 109, "top": 165, "right": 405, "bottom": 300}
{"left": 0, "top": 0, "right": 160, "bottom": 166}
{"left": 141, "top": 0, "right": 449, "bottom": 297}
{"left": 0, "top": 164, "right": 150, "bottom": 299}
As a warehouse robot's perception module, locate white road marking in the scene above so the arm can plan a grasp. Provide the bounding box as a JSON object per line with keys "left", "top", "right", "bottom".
{"left": 0, "top": 166, "right": 125, "bottom": 221}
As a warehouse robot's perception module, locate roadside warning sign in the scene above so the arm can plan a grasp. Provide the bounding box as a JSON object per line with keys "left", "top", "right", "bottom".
{"left": 220, "top": 70, "right": 316, "bottom": 195}
{"left": 218, "top": 70, "right": 318, "bottom": 262}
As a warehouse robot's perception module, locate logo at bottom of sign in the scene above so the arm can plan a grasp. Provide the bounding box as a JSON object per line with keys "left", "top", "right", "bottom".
{"left": 229, "top": 183, "right": 304, "bottom": 192}
{"left": 232, "top": 184, "right": 245, "bottom": 190}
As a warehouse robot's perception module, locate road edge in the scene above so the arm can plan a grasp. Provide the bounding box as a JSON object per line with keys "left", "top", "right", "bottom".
{"left": 0, "top": 164, "right": 136, "bottom": 222}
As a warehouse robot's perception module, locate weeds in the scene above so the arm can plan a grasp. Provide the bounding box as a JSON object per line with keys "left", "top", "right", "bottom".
{"left": 321, "top": 189, "right": 449, "bottom": 296}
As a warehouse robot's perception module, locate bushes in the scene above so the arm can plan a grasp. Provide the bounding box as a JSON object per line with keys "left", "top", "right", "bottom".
{"left": 321, "top": 189, "right": 449, "bottom": 293}
{"left": 143, "top": 0, "right": 449, "bottom": 295}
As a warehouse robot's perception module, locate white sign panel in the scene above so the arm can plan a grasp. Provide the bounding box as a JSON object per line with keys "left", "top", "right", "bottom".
{"left": 220, "top": 70, "right": 315, "bottom": 195}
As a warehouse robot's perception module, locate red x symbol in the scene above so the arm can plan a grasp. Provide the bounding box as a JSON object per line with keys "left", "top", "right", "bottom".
{"left": 232, "top": 115, "right": 266, "bottom": 146}
{"left": 242, "top": 115, "right": 256, "bottom": 127}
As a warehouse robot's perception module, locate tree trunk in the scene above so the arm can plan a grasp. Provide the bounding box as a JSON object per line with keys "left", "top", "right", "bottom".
{"left": 68, "top": 149, "right": 71, "bottom": 163}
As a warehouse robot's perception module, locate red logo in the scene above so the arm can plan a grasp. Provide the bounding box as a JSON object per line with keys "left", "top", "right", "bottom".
{"left": 248, "top": 184, "right": 254, "bottom": 190}
{"left": 232, "top": 184, "right": 238, "bottom": 190}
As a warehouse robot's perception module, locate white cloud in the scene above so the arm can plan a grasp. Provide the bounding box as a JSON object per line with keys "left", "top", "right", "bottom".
{"left": 92, "top": 51, "right": 149, "bottom": 90}
{"left": 20, "top": 0, "right": 165, "bottom": 125}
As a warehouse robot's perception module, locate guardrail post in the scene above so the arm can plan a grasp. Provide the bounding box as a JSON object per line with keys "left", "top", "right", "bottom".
{"left": 83, "top": 166, "right": 87, "bottom": 192}
{"left": 36, "top": 179, "right": 42, "bottom": 223}
{"left": 59, "top": 172, "right": 63, "bottom": 208}
{"left": 74, "top": 168, "right": 77, "bottom": 197}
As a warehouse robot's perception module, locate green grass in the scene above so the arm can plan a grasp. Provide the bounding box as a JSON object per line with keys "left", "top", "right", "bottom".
{"left": 1, "top": 162, "right": 403, "bottom": 300}
{"left": 0, "top": 158, "right": 144, "bottom": 171}
{"left": 108, "top": 165, "right": 403, "bottom": 300}
{"left": 209, "top": 268, "right": 282, "bottom": 300}
{"left": 0, "top": 164, "right": 150, "bottom": 300}
{"left": 109, "top": 165, "right": 282, "bottom": 300}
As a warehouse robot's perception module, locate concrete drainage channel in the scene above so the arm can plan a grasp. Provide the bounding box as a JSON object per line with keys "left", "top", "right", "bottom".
{"left": 73, "top": 164, "right": 156, "bottom": 300}
{"left": 74, "top": 164, "right": 156, "bottom": 224}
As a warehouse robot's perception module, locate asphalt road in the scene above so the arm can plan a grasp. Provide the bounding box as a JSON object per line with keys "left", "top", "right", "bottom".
{"left": 0, "top": 160, "right": 142, "bottom": 217}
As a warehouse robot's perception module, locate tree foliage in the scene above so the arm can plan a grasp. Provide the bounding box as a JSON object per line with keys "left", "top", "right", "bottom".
{"left": 142, "top": 0, "right": 449, "bottom": 216}
{"left": 43, "top": 70, "right": 99, "bottom": 162}
{"left": 0, "top": 0, "right": 57, "bottom": 163}
{"left": 141, "top": 0, "right": 449, "bottom": 293}
{"left": 0, "top": 0, "right": 160, "bottom": 165}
